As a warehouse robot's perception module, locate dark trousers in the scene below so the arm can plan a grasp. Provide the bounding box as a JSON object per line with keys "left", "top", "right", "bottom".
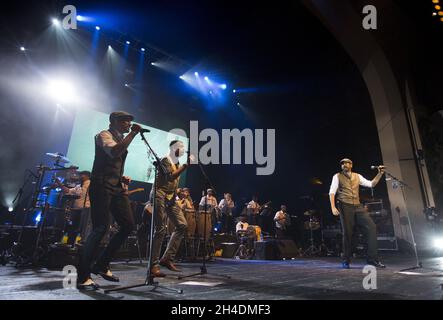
{"left": 78, "top": 183, "right": 134, "bottom": 282}
{"left": 338, "top": 202, "right": 377, "bottom": 262}
{"left": 275, "top": 228, "right": 286, "bottom": 239}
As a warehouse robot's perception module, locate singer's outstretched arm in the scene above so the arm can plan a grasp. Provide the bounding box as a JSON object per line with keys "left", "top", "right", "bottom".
{"left": 359, "top": 167, "right": 385, "bottom": 188}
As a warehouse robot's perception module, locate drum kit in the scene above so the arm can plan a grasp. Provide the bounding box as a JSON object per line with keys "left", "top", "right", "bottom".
{"left": 11, "top": 152, "right": 83, "bottom": 265}
{"left": 301, "top": 209, "right": 330, "bottom": 256}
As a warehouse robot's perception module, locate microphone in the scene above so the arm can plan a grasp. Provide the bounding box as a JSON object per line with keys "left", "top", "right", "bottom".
{"left": 370, "top": 165, "right": 386, "bottom": 170}
{"left": 140, "top": 128, "right": 150, "bottom": 133}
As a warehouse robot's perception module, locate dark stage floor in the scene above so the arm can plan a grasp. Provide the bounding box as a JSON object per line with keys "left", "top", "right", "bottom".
{"left": 1, "top": 253, "right": 443, "bottom": 300}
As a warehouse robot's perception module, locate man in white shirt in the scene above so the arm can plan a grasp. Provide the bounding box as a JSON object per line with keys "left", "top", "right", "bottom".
{"left": 329, "top": 158, "right": 385, "bottom": 269}
{"left": 218, "top": 193, "right": 235, "bottom": 234}
{"left": 274, "top": 205, "right": 290, "bottom": 239}
{"left": 199, "top": 189, "right": 218, "bottom": 212}
{"left": 77, "top": 111, "right": 141, "bottom": 290}
{"left": 236, "top": 216, "right": 249, "bottom": 233}
{"left": 246, "top": 195, "right": 260, "bottom": 225}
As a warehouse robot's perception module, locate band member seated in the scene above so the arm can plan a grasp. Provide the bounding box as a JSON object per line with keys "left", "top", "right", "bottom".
{"left": 56, "top": 171, "right": 91, "bottom": 246}
{"left": 274, "top": 205, "right": 290, "bottom": 239}
{"left": 235, "top": 215, "right": 254, "bottom": 253}
{"left": 329, "top": 158, "right": 386, "bottom": 269}
{"left": 218, "top": 193, "right": 235, "bottom": 234}
{"left": 77, "top": 111, "right": 141, "bottom": 290}
{"left": 150, "top": 140, "right": 193, "bottom": 277}
{"left": 246, "top": 195, "right": 260, "bottom": 225}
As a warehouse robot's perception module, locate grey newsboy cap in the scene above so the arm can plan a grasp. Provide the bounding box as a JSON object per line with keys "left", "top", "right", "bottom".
{"left": 340, "top": 158, "right": 353, "bottom": 165}
{"left": 109, "top": 111, "right": 134, "bottom": 122}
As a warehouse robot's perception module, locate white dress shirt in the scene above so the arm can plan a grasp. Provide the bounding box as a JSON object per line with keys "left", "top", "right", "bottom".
{"left": 66, "top": 179, "right": 90, "bottom": 209}
{"left": 236, "top": 221, "right": 249, "bottom": 232}
{"left": 95, "top": 129, "right": 123, "bottom": 158}
{"left": 329, "top": 172, "right": 373, "bottom": 195}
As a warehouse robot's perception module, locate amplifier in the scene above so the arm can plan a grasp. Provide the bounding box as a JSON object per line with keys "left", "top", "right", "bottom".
{"left": 377, "top": 236, "right": 398, "bottom": 251}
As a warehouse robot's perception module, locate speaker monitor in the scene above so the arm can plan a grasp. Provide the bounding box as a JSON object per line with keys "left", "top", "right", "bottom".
{"left": 275, "top": 239, "right": 299, "bottom": 259}
{"left": 254, "top": 240, "right": 277, "bottom": 260}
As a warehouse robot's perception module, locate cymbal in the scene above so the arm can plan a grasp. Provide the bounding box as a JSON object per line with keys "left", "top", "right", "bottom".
{"left": 303, "top": 210, "right": 318, "bottom": 216}
{"left": 46, "top": 152, "right": 70, "bottom": 163}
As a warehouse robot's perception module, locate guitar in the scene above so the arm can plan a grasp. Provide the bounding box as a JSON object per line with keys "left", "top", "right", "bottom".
{"left": 247, "top": 201, "right": 271, "bottom": 215}
{"left": 127, "top": 188, "right": 144, "bottom": 196}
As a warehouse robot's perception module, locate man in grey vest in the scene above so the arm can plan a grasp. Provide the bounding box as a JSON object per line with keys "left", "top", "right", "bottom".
{"left": 329, "top": 158, "right": 386, "bottom": 269}
{"left": 77, "top": 111, "right": 141, "bottom": 290}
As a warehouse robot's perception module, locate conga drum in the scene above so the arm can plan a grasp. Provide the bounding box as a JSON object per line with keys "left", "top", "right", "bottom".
{"left": 184, "top": 209, "right": 196, "bottom": 238}
{"left": 196, "top": 211, "right": 212, "bottom": 240}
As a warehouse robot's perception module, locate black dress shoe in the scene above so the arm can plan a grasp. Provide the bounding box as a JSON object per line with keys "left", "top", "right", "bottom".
{"left": 92, "top": 266, "right": 120, "bottom": 282}
{"left": 367, "top": 260, "right": 386, "bottom": 268}
{"left": 77, "top": 281, "right": 100, "bottom": 291}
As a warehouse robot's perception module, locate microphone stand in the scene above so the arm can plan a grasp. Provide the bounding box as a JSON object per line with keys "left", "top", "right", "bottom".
{"left": 104, "top": 131, "right": 183, "bottom": 294}
{"left": 384, "top": 171, "right": 422, "bottom": 272}
{"left": 178, "top": 161, "right": 231, "bottom": 280}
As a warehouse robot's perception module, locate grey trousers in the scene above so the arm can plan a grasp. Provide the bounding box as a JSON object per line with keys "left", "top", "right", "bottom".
{"left": 151, "top": 190, "right": 188, "bottom": 265}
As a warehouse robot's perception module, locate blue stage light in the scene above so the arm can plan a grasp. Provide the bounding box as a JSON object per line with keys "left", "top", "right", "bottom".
{"left": 141, "top": 48, "right": 145, "bottom": 52}
{"left": 204, "top": 76, "right": 209, "bottom": 81}
{"left": 77, "top": 15, "right": 85, "bottom": 21}
{"left": 221, "top": 84, "right": 227, "bottom": 90}
{"left": 126, "top": 40, "right": 131, "bottom": 45}
{"left": 194, "top": 72, "right": 199, "bottom": 76}
{"left": 233, "top": 89, "right": 236, "bottom": 93}
{"left": 52, "top": 18, "right": 60, "bottom": 26}
{"left": 20, "top": 46, "right": 26, "bottom": 52}
{"left": 95, "top": 26, "right": 100, "bottom": 30}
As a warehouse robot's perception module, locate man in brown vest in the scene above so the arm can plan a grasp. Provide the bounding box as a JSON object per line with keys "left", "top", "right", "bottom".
{"left": 329, "top": 158, "right": 386, "bottom": 269}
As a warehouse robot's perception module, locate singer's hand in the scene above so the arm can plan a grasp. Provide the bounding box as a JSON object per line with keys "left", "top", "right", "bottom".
{"left": 122, "top": 176, "right": 131, "bottom": 185}
{"left": 131, "top": 124, "right": 142, "bottom": 134}
{"left": 188, "top": 154, "right": 196, "bottom": 164}
{"left": 378, "top": 166, "right": 385, "bottom": 174}
{"left": 332, "top": 207, "right": 340, "bottom": 216}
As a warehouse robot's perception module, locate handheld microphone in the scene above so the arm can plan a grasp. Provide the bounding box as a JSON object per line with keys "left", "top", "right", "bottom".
{"left": 370, "top": 165, "right": 386, "bottom": 170}
{"left": 140, "top": 128, "right": 151, "bottom": 133}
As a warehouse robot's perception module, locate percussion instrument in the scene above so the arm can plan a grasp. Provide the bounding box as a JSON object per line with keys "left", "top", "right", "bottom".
{"left": 196, "top": 211, "right": 212, "bottom": 240}
{"left": 304, "top": 216, "right": 320, "bottom": 231}
{"left": 184, "top": 209, "right": 196, "bottom": 238}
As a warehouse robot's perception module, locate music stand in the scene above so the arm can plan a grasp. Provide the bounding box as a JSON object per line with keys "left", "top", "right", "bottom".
{"left": 104, "top": 131, "right": 183, "bottom": 294}
{"left": 178, "top": 162, "right": 231, "bottom": 280}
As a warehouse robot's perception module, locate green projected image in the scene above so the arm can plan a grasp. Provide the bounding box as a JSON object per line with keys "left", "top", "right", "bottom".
{"left": 67, "top": 108, "right": 189, "bottom": 183}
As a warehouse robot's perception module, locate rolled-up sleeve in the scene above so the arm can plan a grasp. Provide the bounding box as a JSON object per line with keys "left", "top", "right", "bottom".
{"left": 96, "top": 131, "right": 117, "bottom": 158}
{"left": 358, "top": 174, "right": 373, "bottom": 188}
{"left": 329, "top": 174, "right": 339, "bottom": 195}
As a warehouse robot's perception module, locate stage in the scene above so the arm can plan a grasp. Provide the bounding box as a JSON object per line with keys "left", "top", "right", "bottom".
{"left": 1, "top": 253, "right": 443, "bottom": 300}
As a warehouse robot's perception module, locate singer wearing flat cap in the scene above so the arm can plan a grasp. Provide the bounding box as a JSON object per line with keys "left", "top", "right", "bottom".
{"left": 329, "top": 158, "right": 386, "bottom": 269}
{"left": 77, "top": 111, "right": 141, "bottom": 290}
